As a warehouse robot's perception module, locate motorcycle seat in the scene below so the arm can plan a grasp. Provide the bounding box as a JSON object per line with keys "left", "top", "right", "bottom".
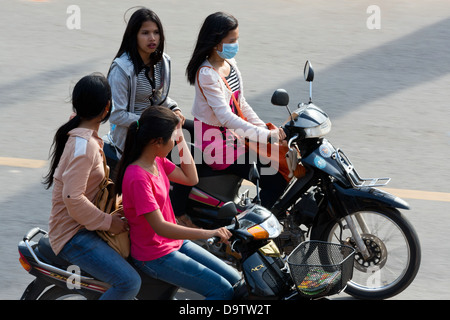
{"left": 37, "top": 234, "right": 96, "bottom": 277}
{"left": 37, "top": 234, "right": 71, "bottom": 268}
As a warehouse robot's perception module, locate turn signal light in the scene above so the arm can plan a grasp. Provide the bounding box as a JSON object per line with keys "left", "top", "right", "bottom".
{"left": 19, "top": 252, "right": 32, "bottom": 272}
{"left": 247, "top": 225, "right": 269, "bottom": 239}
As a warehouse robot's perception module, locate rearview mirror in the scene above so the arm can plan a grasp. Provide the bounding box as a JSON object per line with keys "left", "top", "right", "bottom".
{"left": 248, "top": 163, "right": 261, "bottom": 205}
{"left": 271, "top": 89, "right": 290, "bottom": 107}
{"left": 217, "top": 201, "right": 238, "bottom": 219}
{"left": 304, "top": 60, "right": 314, "bottom": 82}
{"left": 248, "top": 162, "right": 260, "bottom": 184}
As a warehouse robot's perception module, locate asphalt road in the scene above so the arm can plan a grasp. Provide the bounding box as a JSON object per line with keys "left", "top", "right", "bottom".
{"left": 1, "top": 0, "right": 449, "bottom": 300}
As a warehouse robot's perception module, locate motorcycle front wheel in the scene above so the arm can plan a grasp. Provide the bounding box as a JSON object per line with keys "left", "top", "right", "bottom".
{"left": 316, "top": 206, "right": 421, "bottom": 300}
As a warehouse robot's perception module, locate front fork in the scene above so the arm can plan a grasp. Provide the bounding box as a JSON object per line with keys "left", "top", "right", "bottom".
{"left": 344, "top": 214, "right": 370, "bottom": 259}
{"left": 325, "top": 181, "right": 371, "bottom": 259}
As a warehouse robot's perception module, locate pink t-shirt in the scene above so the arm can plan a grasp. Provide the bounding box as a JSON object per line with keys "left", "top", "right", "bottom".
{"left": 122, "top": 157, "right": 182, "bottom": 261}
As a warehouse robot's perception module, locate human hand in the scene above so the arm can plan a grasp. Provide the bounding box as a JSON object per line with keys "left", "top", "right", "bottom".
{"left": 212, "top": 227, "right": 233, "bottom": 245}
{"left": 174, "top": 110, "right": 186, "bottom": 125}
{"left": 277, "top": 127, "right": 286, "bottom": 141}
{"left": 173, "top": 120, "right": 184, "bottom": 144}
{"left": 108, "top": 214, "right": 129, "bottom": 235}
{"left": 268, "top": 127, "right": 286, "bottom": 143}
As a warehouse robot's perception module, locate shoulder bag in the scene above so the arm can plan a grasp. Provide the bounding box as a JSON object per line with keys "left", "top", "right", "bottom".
{"left": 94, "top": 152, "right": 130, "bottom": 259}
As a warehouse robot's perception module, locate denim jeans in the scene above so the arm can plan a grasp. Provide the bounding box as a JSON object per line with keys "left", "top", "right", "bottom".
{"left": 132, "top": 240, "right": 241, "bottom": 300}
{"left": 58, "top": 229, "right": 141, "bottom": 300}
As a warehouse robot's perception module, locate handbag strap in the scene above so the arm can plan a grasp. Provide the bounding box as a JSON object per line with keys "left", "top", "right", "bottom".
{"left": 196, "top": 65, "right": 247, "bottom": 121}
{"left": 99, "top": 150, "right": 110, "bottom": 188}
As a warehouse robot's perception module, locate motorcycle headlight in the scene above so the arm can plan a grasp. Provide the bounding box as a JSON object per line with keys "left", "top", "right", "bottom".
{"left": 304, "top": 118, "right": 331, "bottom": 138}
{"left": 247, "top": 216, "right": 282, "bottom": 239}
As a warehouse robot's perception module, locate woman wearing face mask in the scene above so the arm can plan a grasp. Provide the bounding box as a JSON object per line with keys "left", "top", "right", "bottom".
{"left": 185, "top": 12, "right": 287, "bottom": 209}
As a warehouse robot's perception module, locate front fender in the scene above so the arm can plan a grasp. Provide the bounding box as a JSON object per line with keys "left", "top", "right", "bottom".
{"left": 334, "top": 183, "right": 410, "bottom": 211}
{"left": 310, "top": 183, "right": 409, "bottom": 240}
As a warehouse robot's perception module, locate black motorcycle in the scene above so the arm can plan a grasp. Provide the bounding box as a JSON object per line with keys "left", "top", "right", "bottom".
{"left": 172, "top": 61, "right": 421, "bottom": 300}
{"left": 18, "top": 190, "right": 356, "bottom": 300}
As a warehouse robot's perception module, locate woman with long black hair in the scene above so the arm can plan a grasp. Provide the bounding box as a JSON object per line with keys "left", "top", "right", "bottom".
{"left": 104, "top": 7, "right": 185, "bottom": 175}
{"left": 186, "top": 12, "right": 287, "bottom": 209}
{"left": 115, "top": 106, "right": 241, "bottom": 300}
{"left": 44, "top": 73, "right": 141, "bottom": 300}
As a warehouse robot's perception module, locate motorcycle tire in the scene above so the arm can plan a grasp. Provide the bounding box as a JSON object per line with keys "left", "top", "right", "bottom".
{"left": 38, "top": 286, "right": 99, "bottom": 300}
{"left": 314, "top": 206, "right": 421, "bottom": 300}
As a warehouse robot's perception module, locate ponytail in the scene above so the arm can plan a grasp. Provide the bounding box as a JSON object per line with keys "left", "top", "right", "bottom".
{"left": 115, "top": 121, "right": 140, "bottom": 195}
{"left": 43, "top": 115, "right": 81, "bottom": 189}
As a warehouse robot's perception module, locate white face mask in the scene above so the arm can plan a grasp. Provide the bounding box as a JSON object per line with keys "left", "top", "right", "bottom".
{"left": 217, "top": 42, "right": 239, "bottom": 59}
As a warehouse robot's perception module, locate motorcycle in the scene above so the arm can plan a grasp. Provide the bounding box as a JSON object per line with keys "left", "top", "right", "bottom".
{"left": 171, "top": 61, "right": 421, "bottom": 300}
{"left": 18, "top": 192, "right": 356, "bottom": 300}
{"left": 18, "top": 227, "right": 178, "bottom": 300}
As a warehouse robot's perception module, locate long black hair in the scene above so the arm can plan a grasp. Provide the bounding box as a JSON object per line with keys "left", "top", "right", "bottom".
{"left": 186, "top": 12, "right": 238, "bottom": 85}
{"left": 115, "top": 106, "right": 179, "bottom": 195}
{"left": 112, "top": 7, "right": 165, "bottom": 75}
{"left": 43, "top": 73, "right": 111, "bottom": 189}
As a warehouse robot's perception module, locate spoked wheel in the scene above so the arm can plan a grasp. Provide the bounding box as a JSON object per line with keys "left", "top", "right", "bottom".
{"left": 317, "top": 207, "right": 421, "bottom": 299}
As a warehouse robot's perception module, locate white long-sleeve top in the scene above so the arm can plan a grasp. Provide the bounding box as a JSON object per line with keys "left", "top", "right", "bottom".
{"left": 191, "top": 59, "right": 270, "bottom": 142}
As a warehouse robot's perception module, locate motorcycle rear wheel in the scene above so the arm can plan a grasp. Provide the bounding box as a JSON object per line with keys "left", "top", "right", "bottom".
{"left": 38, "top": 286, "right": 98, "bottom": 300}
{"left": 316, "top": 206, "right": 421, "bottom": 300}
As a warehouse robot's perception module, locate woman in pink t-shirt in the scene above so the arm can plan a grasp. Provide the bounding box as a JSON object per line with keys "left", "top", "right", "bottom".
{"left": 115, "top": 106, "right": 241, "bottom": 299}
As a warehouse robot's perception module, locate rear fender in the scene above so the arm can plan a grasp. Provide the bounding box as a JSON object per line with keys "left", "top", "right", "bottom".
{"left": 20, "top": 278, "right": 51, "bottom": 300}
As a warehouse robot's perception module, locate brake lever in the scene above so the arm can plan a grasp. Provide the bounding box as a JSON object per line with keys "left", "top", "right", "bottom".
{"left": 230, "top": 239, "right": 240, "bottom": 253}
{"left": 288, "top": 134, "right": 299, "bottom": 150}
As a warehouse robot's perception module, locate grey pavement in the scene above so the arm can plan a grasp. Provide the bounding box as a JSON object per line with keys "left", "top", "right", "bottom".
{"left": 1, "top": 0, "right": 449, "bottom": 300}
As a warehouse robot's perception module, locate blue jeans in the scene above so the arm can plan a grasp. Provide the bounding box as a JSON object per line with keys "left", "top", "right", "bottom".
{"left": 58, "top": 229, "right": 141, "bottom": 300}
{"left": 132, "top": 240, "right": 241, "bottom": 300}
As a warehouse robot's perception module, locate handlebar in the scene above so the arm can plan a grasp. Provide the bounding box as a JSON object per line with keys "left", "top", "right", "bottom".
{"left": 280, "top": 125, "right": 298, "bottom": 148}
{"left": 207, "top": 236, "right": 220, "bottom": 246}
{"left": 207, "top": 236, "right": 240, "bottom": 255}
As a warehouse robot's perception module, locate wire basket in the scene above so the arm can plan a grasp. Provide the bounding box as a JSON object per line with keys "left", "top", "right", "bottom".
{"left": 287, "top": 241, "right": 355, "bottom": 298}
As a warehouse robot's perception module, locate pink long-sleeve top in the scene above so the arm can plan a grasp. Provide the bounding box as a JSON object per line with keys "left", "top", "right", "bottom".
{"left": 48, "top": 128, "right": 112, "bottom": 255}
